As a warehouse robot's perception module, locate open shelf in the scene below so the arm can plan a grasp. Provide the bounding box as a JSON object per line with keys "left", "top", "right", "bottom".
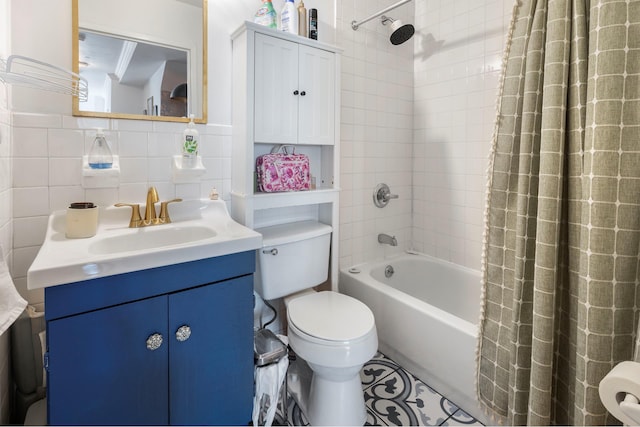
{"left": 251, "top": 188, "right": 339, "bottom": 210}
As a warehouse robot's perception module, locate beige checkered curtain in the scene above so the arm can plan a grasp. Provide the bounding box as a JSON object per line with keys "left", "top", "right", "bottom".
{"left": 477, "top": 0, "right": 640, "bottom": 425}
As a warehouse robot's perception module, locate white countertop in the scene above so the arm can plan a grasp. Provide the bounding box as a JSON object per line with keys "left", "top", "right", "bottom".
{"left": 27, "top": 198, "right": 262, "bottom": 290}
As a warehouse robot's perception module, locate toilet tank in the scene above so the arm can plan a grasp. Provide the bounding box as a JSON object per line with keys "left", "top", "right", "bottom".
{"left": 255, "top": 221, "right": 332, "bottom": 300}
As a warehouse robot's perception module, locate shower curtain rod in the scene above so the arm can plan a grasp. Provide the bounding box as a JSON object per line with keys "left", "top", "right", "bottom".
{"left": 351, "top": 0, "right": 413, "bottom": 31}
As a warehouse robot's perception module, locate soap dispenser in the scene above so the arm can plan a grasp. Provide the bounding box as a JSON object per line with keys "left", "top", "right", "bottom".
{"left": 182, "top": 114, "right": 199, "bottom": 168}
{"left": 88, "top": 128, "right": 113, "bottom": 169}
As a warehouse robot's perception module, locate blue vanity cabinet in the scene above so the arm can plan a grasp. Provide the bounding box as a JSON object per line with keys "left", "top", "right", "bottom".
{"left": 44, "top": 252, "right": 255, "bottom": 426}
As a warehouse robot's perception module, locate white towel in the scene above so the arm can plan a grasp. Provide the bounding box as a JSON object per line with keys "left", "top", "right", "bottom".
{"left": 0, "top": 245, "right": 27, "bottom": 336}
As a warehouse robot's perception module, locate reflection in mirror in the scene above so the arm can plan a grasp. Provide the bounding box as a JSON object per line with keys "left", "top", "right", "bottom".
{"left": 72, "top": 0, "right": 207, "bottom": 123}
{"left": 79, "top": 31, "right": 189, "bottom": 118}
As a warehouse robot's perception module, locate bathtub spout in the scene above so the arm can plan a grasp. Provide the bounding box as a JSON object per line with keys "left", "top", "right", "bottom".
{"left": 378, "top": 233, "right": 397, "bottom": 246}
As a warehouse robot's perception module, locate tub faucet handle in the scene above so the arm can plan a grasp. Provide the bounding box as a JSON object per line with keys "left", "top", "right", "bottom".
{"left": 374, "top": 183, "right": 399, "bottom": 208}
{"left": 384, "top": 192, "right": 399, "bottom": 202}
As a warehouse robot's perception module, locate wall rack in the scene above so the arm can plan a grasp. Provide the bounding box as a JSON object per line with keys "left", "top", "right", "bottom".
{"left": 0, "top": 55, "right": 88, "bottom": 101}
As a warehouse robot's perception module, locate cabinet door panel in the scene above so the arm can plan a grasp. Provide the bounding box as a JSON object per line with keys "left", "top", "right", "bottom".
{"left": 298, "top": 45, "right": 335, "bottom": 145}
{"left": 254, "top": 33, "right": 299, "bottom": 144}
{"left": 47, "top": 296, "right": 169, "bottom": 425}
{"left": 168, "top": 276, "right": 254, "bottom": 425}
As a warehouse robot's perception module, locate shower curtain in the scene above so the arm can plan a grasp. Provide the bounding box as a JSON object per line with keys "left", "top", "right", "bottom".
{"left": 477, "top": 0, "right": 640, "bottom": 425}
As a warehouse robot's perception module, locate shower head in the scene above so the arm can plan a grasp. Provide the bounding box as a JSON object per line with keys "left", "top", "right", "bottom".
{"left": 381, "top": 15, "right": 415, "bottom": 45}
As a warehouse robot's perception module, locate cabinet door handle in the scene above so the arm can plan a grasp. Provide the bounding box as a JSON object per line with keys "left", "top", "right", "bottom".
{"left": 300, "top": 91, "right": 306, "bottom": 96}
{"left": 293, "top": 90, "right": 299, "bottom": 95}
{"left": 146, "top": 333, "right": 163, "bottom": 351}
{"left": 175, "top": 325, "right": 192, "bottom": 342}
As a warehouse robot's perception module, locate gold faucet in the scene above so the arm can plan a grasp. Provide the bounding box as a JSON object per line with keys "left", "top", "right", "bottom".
{"left": 144, "top": 187, "right": 159, "bottom": 224}
{"left": 115, "top": 186, "right": 182, "bottom": 228}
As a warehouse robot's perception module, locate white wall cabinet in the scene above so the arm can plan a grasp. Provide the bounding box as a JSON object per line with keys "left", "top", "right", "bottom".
{"left": 254, "top": 33, "right": 336, "bottom": 146}
{"left": 230, "top": 22, "right": 341, "bottom": 288}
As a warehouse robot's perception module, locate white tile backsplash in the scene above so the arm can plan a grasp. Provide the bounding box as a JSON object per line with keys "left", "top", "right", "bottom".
{"left": 119, "top": 157, "right": 149, "bottom": 183}
{"left": 13, "top": 216, "right": 48, "bottom": 248}
{"left": 49, "top": 186, "right": 85, "bottom": 211}
{"left": 11, "top": 245, "right": 40, "bottom": 279}
{"left": 118, "top": 131, "right": 149, "bottom": 157}
{"left": 12, "top": 158, "right": 49, "bottom": 187}
{"left": 13, "top": 187, "right": 50, "bottom": 217}
{"left": 11, "top": 127, "right": 48, "bottom": 157}
{"left": 49, "top": 157, "right": 83, "bottom": 186}
{"left": 12, "top": 112, "right": 62, "bottom": 129}
{"left": 48, "top": 128, "right": 84, "bottom": 157}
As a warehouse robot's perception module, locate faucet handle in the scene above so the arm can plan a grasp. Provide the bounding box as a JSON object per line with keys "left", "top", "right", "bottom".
{"left": 158, "top": 199, "right": 183, "bottom": 224}
{"left": 373, "top": 183, "right": 399, "bottom": 208}
{"left": 114, "top": 203, "right": 143, "bottom": 228}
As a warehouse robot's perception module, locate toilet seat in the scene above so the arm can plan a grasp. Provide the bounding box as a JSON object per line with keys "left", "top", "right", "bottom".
{"left": 287, "top": 291, "right": 375, "bottom": 342}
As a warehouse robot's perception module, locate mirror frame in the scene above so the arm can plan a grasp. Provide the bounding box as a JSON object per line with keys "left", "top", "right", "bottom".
{"left": 72, "top": 0, "right": 208, "bottom": 123}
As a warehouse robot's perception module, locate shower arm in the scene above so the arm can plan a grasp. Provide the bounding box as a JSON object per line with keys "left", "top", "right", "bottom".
{"left": 351, "top": 0, "right": 412, "bottom": 31}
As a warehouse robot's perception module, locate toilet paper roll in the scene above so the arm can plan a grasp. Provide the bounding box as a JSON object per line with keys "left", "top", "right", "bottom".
{"left": 599, "top": 361, "right": 640, "bottom": 425}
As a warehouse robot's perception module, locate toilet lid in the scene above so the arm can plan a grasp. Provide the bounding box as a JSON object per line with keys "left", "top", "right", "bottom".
{"left": 287, "top": 292, "right": 375, "bottom": 341}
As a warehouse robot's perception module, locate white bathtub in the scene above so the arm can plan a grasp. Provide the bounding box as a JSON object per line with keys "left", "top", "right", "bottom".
{"left": 339, "top": 252, "right": 486, "bottom": 424}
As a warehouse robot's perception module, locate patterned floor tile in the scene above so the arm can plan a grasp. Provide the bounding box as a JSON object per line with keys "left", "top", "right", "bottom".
{"left": 364, "top": 365, "right": 458, "bottom": 426}
{"left": 272, "top": 351, "right": 483, "bottom": 427}
{"left": 361, "top": 351, "right": 402, "bottom": 388}
{"left": 440, "top": 408, "right": 484, "bottom": 426}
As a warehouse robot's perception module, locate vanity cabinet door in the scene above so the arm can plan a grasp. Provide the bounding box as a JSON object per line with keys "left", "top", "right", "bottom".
{"left": 168, "top": 275, "right": 254, "bottom": 425}
{"left": 47, "top": 295, "right": 169, "bottom": 426}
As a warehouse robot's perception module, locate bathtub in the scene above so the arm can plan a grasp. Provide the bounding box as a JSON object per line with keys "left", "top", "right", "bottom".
{"left": 339, "top": 252, "right": 486, "bottom": 424}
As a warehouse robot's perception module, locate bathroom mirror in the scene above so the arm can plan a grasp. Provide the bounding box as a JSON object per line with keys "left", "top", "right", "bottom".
{"left": 72, "top": 0, "right": 207, "bottom": 123}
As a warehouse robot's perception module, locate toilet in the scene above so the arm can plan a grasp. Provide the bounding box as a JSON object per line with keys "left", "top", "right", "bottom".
{"left": 255, "top": 220, "right": 378, "bottom": 426}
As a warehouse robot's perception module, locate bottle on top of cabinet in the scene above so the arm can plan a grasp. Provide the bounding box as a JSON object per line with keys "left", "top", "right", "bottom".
{"left": 280, "top": 0, "right": 298, "bottom": 34}
{"left": 297, "top": 0, "right": 307, "bottom": 37}
{"left": 254, "top": 0, "right": 277, "bottom": 29}
{"left": 308, "top": 8, "right": 318, "bottom": 39}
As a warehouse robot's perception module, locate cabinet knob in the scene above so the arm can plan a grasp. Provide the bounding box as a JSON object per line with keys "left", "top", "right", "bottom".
{"left": 300, "top": 91, "right": 306, "bottom": 96}
{"left": 146, "top": 333, "right": 163, "bottom": 351}
{"left": 293, "top": 90, "right": 299, "bottom": 95}
{"left": 175, "top": 325, "right": 192, "bottom": 342}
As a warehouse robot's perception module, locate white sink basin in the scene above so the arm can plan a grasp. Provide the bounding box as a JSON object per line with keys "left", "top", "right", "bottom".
{"left": 27, "top": 199, "right": 262, "bottom": 290}
{"left": 89, "top": 225, "right": 217, "bottom": 255}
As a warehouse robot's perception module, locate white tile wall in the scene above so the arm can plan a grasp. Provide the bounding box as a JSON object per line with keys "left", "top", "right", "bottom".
{"left": 336, "top": 0, "right": 511, "bottom": 271}
{"left": 337, "top": 0, "right": 415, "bottom": 269}
{"left": 412, "top": 0, "right": 511, "bottom": 270}
{"left": 10, "top": 114, "right": 233, "bottom": 306}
